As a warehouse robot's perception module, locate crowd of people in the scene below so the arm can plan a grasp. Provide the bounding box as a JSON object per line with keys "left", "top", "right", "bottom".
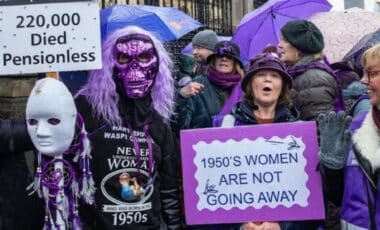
{"left": 0, "top": 16, "right": 379, "bottom": 230}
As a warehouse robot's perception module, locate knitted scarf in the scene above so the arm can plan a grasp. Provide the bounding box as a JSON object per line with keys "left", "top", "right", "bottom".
{"left": 207, "top": 68, "right": 241, "bottom": 89}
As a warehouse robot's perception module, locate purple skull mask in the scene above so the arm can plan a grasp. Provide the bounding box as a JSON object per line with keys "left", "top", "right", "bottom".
{"left": 114, "top": 34, "right": 158, "bottom": 98}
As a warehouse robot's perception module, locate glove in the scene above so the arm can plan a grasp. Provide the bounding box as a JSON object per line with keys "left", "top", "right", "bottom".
{"left": 317, "top": 111, "right": 352, "bottom": 170}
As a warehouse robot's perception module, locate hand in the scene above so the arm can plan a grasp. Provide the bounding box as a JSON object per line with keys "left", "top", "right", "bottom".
{"left": 317, "top": 111, "right": 352, "bottom": 169}
{"left": 241, "top": 222, "right": 281, "bottom": 230}
{"left": 179, "top": 82, "right": 204, "bottom": 98}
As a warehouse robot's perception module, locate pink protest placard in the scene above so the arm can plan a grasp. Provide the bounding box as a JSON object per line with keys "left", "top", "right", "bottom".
{"left": 180, "top": 121, "right": 324, "bottom": 225}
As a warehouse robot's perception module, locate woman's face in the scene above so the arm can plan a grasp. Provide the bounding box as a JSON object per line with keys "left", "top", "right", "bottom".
{"left": 361, "top": 61, "right": 380, "bottom": 106}
{"left": 278, "top": 35, "right": 299, "bottom": 65}
{"left": 251, "top": 70, "right": 283, "bottom": 107}
{"left": 215, "top": 56, "right": 235, "bottom": 74}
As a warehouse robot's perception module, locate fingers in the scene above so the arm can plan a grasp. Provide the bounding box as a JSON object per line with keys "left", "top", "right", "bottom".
{"left": 342, "top": 130, "right": 352, "bottom": 151}
{"left": 336, "top": 111, "right": 346, "bottom": 131}
{"left": 190, "top": 82, "right": 204, "bottom": 96}
{"left": 179, "top": 82, "right": 205, "bottom": 98}
{"left": 327, "top": 111, "right": 337, "bottom": 130}
{"left": 343, "top": 115, "right": 353, "bottom": 131}
{"left": 242, "top": 222, "right": 261, "bottom": 230}
{"left": 317, "top": 113, "right": 326, "bottom": 133}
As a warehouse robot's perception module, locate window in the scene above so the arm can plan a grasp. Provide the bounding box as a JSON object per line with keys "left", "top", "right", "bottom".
{"left": 344, "top": 0, "right": 364, "bottom": 9}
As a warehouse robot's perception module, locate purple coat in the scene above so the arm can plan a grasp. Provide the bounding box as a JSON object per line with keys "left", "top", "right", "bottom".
{"left": 341, "top": 110, "right": 380, "bottom": 229}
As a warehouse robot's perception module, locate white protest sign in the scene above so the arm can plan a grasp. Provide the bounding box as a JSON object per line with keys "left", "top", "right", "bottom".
{"left": 0, "top": 1, "right": 101, "bottom": 75}
{"left": 194, "top": 136, "right": 308, "bottom": 211}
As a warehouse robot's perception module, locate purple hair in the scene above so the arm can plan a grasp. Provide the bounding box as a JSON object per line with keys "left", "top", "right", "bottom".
{"left": 76, "top": 26, "right": 175, "bottom": 125}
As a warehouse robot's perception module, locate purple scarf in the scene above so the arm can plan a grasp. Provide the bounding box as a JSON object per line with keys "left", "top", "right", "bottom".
{"left": 287, "top": 59, "right": 345, "bottom": 113}
{"left": 207, "top": 68, "right": 241, "bottom": 89}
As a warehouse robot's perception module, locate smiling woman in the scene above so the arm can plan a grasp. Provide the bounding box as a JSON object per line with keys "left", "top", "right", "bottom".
{"left": 177, "top": 41, "right": 245, "bottom": 129}
{"left": 278, "top": 19, "right": 339, "bottom": 121}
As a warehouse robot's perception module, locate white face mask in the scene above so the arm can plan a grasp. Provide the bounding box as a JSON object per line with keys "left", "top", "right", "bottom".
{"left": 26, "top": 78, "right": 77, "bottom": 157}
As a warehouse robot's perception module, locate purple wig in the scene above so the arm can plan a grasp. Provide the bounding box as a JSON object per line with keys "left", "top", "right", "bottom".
{"left": 76, "top": 26, "right": 175, "bottom": 125}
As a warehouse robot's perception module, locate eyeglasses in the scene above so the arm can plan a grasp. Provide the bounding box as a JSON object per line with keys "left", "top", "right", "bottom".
{"left": 364, "top": 69, "right": 380, "bottom": 82}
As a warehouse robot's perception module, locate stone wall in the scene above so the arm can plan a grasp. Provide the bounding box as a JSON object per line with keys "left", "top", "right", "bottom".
{"left": 0, "top": 77, "right": 37, "bottom": 119}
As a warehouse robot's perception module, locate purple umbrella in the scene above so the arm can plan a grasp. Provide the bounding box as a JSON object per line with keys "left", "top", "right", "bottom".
{"left": 232, "top": 0, "right": 332, "bottom": 62}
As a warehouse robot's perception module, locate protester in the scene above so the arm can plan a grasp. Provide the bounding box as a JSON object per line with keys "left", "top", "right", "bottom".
{"left": 0, "top": 119, "right": 44, "bottom": 230}
{"left": 75, "top": 26, "right": 181, "bottom": 229}
{"left": 343, "top": 81, "right": 371, "bottom": 117}
{"left": 218, "top": 53, "right": 320, "bottom": 230}
{"left": 319, "top": 43, "right": 380, "bottom": 229}
{"left": 262, "top": 44, "right": 280, "bottom": 58}
{"left": 177, "top": 40, "right": 244, "bottom": 129}
{"left": 192, "top": 29, "right": 219, "bottom": 75}
{"left": 278, "top": 19, "right": 339, "bottom": 121}
{"left": 177, "top": 29, "right": 219, "bottom": 92}
{"left": 177, "top": 53, "right": 197, "bottom": 87}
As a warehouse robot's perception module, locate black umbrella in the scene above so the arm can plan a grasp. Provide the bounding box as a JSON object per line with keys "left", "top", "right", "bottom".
{"left": 344, "top": 28, "right": 380, "bottom": 76}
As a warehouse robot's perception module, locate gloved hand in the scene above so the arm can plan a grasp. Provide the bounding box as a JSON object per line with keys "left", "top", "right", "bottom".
{"left": 317, "top": 111, "right": 352, "bottom": 170}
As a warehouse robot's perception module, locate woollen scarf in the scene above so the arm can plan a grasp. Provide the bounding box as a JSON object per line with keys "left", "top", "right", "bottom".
{"left": 207, "top": 68, "right": 241, "bottom": 89}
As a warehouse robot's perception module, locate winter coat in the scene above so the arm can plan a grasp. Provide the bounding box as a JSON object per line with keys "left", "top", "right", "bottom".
{"left": 230, "top": 101, "right": 299, "bottom": 125}
{"left": 0, "top": 120, "right": 43, "bottom": 230}
{"left": 177, "top": 74, "right": 233, "bottom": 129}
{"left": 290, "top": 55, "right": 338, "bottom": 121}
{"left": 341, "top": 111, "right": 380, "bottom": 229}
{"left": 330, "top": 61, "right": 360, "bottom": 89}
{"left": 76, "top": 93, "right": 181, "bottom": 230}
{"left": 343, "top": 82, "right": 370, "bottom": 117}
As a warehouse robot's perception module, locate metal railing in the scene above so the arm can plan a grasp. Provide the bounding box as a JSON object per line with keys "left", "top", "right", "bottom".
{"left": 100, "top": 0, "right": 233, "bottom": 36}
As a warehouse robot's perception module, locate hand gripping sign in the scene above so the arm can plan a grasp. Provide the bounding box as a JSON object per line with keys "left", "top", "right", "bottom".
{"left": 180, "top": 121, "right": 324, "bottom": 225}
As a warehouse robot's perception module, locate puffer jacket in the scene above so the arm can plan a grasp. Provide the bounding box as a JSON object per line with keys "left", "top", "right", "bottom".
{"left": 231, "top": 101, "right": 299, "bottom": 125}
{"left": 177, "top": 74, "right": 230, "bottom": 129}
{"left": 290, "top": 55, "right": 338, "bottom": 121}
{"left": 0, "top": 120, "right": 44, "bottom": 230}
{"left": 341, "top": 110, "right": 380, "bottom": 229}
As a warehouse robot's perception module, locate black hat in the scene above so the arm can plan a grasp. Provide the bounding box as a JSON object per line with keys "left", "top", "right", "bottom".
{"left": 281, "top": 19, "right": 324, "bottom": 54}
{"left": 207, "top": 41, "right": 243, "bottom": 68}
{"left": 241, "top": 53, "right": 293, "bottom": 90}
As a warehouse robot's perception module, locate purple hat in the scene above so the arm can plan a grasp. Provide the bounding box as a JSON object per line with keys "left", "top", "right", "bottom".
{"left": 207, "top": 41, "right": 243, "bottom": 68}
{"left": 241, "top": 53, "right": 293, "bottom": 90}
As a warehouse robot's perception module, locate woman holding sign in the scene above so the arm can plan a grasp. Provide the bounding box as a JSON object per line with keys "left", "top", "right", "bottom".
{"left": 220, "top": 53, "right": 323, "bottom": 230}
{"left": 222, "top": 53, "right": 297, "bottom": 127}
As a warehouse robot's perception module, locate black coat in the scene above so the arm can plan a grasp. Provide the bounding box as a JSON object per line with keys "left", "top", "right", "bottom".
{"left": 231, "top": 101, "right": 299, "bottom": 125}
{"left": 0, "top": 120, "right": 43, "bottom": 230}
{"left": 76, "top": 93, "right": 181, "bottom": 230}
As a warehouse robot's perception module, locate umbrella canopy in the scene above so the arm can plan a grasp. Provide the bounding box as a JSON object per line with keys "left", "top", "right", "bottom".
{"left": 310, "top": 7, "right": 380, "bottom": 63}
{"left": 181, "top": 36, "right": 231, "bottom": 54}
{"left": 343, "top": 28, "right": 380, "bottom": 73}
{"left": 100, "top": 4, "right": 203, "bottom": 42}
{"left": 232, "top": 0, "right": 331, "bottom": 62}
